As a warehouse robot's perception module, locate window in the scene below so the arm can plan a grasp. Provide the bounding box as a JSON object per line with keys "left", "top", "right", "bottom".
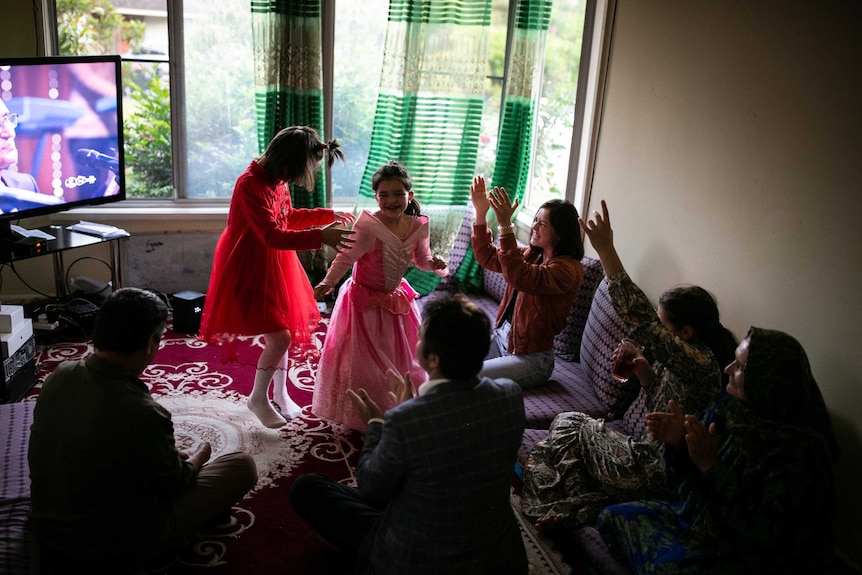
{"left": 54, "top": 0, "right": 257, "bottom": 200}
{"left": 51, "top": 0, "right": 609, "bottom": 211}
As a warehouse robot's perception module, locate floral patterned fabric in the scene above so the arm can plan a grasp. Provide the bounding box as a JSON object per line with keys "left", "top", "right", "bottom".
{"left": 521, "top": 271, "right": 722, "bottom": 528}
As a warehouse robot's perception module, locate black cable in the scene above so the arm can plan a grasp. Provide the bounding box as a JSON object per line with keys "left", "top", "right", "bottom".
{"left": 7, "top": 261, "right": 54, "bottom": 299}
{"left": 63, "top": 256, "right": 113, "bottom": 296}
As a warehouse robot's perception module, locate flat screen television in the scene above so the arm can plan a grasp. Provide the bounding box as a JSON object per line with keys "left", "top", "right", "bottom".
{"left": 0, "top": 54, "right": 126, "bottom": 243}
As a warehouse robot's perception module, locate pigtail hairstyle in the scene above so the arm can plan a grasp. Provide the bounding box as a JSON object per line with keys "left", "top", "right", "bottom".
{"left": 323, "top": 139, "right": 345, "bottom": 168}
{"left": 258, "top": 126, "right": 344, "bottom": 190}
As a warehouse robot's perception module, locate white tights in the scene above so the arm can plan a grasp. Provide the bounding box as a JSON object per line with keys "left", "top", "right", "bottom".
{"left": 246, "top": 330, "right": 303, "bottom": 428}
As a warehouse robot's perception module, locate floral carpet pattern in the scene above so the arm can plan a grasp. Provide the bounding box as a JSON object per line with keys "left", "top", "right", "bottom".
{"left": 30, "top": 319, "right": 571, "bottom": 574}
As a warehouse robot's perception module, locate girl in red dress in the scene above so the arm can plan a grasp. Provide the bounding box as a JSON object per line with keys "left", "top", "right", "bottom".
{"left": 199, "top": 126, "right": 355, "bottom": 428}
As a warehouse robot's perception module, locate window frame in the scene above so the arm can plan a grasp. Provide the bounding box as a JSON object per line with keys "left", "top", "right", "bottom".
{"left": 515, "top": 0, "right": 616, "bottom": 231}
{"left": 41, "top": 0, "right": 614, "bottom": 225}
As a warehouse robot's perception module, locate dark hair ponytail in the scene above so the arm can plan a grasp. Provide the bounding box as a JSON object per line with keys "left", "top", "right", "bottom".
{"left": 405, "top": 197, "right": 422, "bottom": 217}
{"left": 659, "top": 285, "right": 738, "bottom": 381}
{"left": 324, "top": 139, "right": 345, "bottom": 168}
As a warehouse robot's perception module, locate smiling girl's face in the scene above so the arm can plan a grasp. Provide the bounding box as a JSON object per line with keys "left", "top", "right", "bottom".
{"left": 374, "top": 178, "right": 413, "bottom": 222}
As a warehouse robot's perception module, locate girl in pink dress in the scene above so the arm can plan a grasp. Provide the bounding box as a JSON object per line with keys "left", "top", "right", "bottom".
{"left": 311, "top": 161, "right": 449, "bottom": 431}
{"left": 199, "top": 126, "right": 356, "bottom": 429}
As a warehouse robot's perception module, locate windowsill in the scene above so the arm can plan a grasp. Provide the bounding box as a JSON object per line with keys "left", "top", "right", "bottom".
{"left": 45, "top": 202, "right": 230, "bottom": 233}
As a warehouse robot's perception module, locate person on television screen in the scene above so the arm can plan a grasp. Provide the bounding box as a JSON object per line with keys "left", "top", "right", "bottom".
{"left": 0, "top": 98, "right": 59, "bottom": 212}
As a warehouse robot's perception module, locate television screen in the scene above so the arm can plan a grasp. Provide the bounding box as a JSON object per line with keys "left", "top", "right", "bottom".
{"left": 0, "top": 54, "right": 125, "bottom": 239}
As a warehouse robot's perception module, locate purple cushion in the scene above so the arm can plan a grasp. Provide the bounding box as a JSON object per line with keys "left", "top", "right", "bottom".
{"left": 0, "top": 402, "right": 34, "bottom": 500}
{"left": 522, "top": 361, "right": 607, "bottom": 430}
{"left": 579, "top": 277, "right": 633, "bottom": 417}
{"left": 482, "top": 269, "right": 507, "bottom": 302}
{"left": 1, "top": 401, "right": 35, "bottom": 575}
{"left": 621, "top": 388, "right": 648, "bottom": 438}
{"left": 553, "top": 256, "right": 604, "bottom": 362}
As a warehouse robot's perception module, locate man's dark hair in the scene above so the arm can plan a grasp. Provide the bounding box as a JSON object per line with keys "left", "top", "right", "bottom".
{"left": 93, "top": 288, "right": 169, "bottom": 355}
{"left": 419, "top": 292, "right": 491, "bottom": 380}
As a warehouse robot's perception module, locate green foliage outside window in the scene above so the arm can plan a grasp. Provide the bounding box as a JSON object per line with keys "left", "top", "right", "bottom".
{"left": 124, "top": 72, "right": 173, "bottom": 198}
{"left": 56, "top": 0, "right": 144, "bottom": 56}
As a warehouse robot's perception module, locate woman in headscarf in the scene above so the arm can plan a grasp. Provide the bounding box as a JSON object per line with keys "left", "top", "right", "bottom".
{"left": 597, "top": 327, "right": 839, "bottom": 574}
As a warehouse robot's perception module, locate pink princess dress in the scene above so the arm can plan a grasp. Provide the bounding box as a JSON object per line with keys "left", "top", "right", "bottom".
{"left": 312, "top": 209, "right": 449, "bottom": 430}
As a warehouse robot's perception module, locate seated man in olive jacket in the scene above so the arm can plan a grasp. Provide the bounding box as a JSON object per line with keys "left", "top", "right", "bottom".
{"left": 28, "top": 288, "right": 258, "bottom": 573}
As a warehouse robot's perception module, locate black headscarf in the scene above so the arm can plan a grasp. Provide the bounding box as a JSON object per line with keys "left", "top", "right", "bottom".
{"left": 740, "top": 326, "right": 839, "bottom": 460}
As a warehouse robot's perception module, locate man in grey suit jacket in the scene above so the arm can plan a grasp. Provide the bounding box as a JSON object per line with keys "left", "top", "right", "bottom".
{"left": 291, "top": 291, "right": 528, "bottom": 575}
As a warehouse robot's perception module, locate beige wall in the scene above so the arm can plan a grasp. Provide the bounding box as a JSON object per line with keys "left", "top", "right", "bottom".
{"left": 588, "top": 0, "right": 862, "bottom": 568}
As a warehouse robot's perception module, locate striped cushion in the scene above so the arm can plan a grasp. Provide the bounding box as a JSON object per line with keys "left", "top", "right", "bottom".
{"left": 579, "top": 278, "right": 633, "bottom": 418}
{"left": 1, "top": 401, "right": 35, "bottom": 575}
{"left": 553, "top": 256, "right": 605, "bottom": 361}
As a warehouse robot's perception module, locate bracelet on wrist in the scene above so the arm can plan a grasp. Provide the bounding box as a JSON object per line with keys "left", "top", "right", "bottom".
{"left": 498, "top": 224, "right": 514, "bottom": 235}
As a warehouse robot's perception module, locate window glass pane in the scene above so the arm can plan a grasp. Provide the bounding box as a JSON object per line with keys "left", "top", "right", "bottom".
{"left": 526, "top": 0, "right": 586, "bottom": 209}
{"left": 331, "top": 0, "right": 388, "bottom": 205}
{"left": 475, "top": 0, "right": 508, "bottom": 181}
{"left": 182, "top": 0, "right": 257, "bottom": 199}
{"left": 56, "top": 0, "right": 173, "bottom": 199}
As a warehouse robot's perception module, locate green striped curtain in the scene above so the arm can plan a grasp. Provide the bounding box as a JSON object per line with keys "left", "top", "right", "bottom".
{"left": 250, "top": 0, "right": 326, "bottom": 208}
{"left": 360, "top": 0, "right": 492, "bottom": 294}
{"left": 491, "top": 0, "right": 552, "bottom": 200}
{"left": 456, "top": 0, "right": 552, "bottom": 292}
{"left": 356, "top": 0, "right": 492, "bottom": 208}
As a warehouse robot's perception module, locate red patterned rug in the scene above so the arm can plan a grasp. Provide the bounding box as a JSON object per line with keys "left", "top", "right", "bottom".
{"left": 28, "top": 318, "right": 574, "bottom": 575}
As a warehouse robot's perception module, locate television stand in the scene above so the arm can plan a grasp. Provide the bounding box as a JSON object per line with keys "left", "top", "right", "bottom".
{"left": 0, "top": 225, "right": 129, "bottom": 300}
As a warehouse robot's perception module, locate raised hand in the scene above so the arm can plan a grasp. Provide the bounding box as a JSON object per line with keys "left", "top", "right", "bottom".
{"left": 578, "top": 199, "right": 614, "bottom": 255}
{"left": 646, "top": 399, "right": 686, "bottom": 446}
{"left": 321, "top": 221, "right": 356, "bottom": 253}
{"left": 578, "top": 199, "right": 625, "bottom": 277}
{"left": 488, "top": 185, "right": 519, "bottom": 226}
{"left": 470, "top": 175, "right": 491, "bottom": 223}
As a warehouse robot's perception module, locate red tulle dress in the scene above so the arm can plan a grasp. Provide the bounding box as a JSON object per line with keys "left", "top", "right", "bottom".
{"left": 311, "top": 210, "right": 449, "bottom": 431}
{"left": 199, "top": 161, "right": 334, "bottom": 363}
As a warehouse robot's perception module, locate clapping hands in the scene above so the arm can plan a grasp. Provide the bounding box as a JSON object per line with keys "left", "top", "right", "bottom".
{"left": 346, "top": 369, "right": 416, "bottom": 424}
{"left": 646, "top": 400, "right": 686, "bottom": 445}
{"left": 470, "top": 175, "right": 519, "bottom": 226}
{"left": 647, "top": 400, "right": 719, "bottom": 474}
